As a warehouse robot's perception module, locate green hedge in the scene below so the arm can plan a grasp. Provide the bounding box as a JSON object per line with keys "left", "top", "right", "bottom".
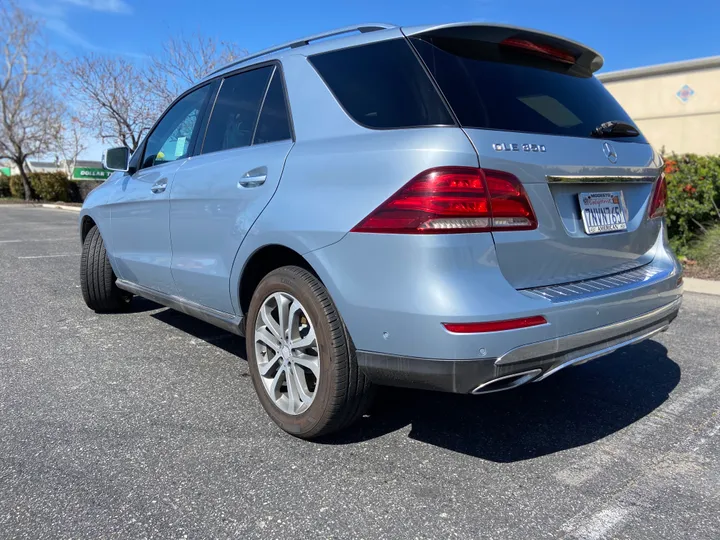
{"left": 0, "top": 175, "right": 9, "bottom": 197}
{"left": 9, "top": 172, "right": 71, "bottom": 201}
{"left": 32, "top": 172, "right": 72, "bottom": 202}
{"left": 664, "top": 154, "right": 720, "bottom": 255}
{"left": 8, "top": 175, "right": 27, "bottom": 198}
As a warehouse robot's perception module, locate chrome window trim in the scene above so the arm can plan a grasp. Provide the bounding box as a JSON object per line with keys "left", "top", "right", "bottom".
{"left": 546, "top": 175, "right": 656, "bottom": 183}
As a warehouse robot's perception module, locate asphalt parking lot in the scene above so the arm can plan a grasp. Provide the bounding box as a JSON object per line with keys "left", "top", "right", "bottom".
{"left": 1, "top": 205, "right": 719, "bottom": 539}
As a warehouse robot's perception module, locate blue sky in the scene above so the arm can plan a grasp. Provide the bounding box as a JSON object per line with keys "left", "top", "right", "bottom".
{"left": 23, "top": 0, "right": 720, "bottom": 159}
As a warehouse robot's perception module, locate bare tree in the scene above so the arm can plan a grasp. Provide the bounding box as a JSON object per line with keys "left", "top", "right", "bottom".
{"left": 145, "top": 33, "right": 245, "bottom": 108}
{"left": 65, "top": 55, "right": 157, "bottom": 152}
{"left": 67, "top": 33, "right": 244, "bottom": 153}
{"left": 57, "top": 116, "right": 87, "bottom": 175}
{"left": 0, "top": 2, "right": 64, "bottom": 200}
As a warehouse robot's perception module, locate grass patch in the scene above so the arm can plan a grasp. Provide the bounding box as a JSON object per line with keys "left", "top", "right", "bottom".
{"left": 682, "top": 225, "right": 720, "bottom": 280}
{"left": 0, "top": 197, "right": 35, "bottom": 204}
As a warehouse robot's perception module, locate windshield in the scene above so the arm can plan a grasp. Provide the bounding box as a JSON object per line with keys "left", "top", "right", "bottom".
{"left": 411, "top": 36, "right": 645, "bottom": 142}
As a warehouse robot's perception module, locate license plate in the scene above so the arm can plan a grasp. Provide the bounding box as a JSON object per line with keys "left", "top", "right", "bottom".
{"left": 579, "top": 192, "right": 628, "bottom": 235}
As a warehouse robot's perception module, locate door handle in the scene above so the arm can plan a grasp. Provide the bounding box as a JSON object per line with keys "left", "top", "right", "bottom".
{"left": 151, "top": 180, "right": 167, "bottom": 194}
{"left": 238, "top": 166, "right": 267, "bottom": 188}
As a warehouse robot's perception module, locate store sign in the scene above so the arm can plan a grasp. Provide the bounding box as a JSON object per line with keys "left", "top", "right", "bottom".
{"left": 0, "top": 167, "right": 10, "bottom": 177}
{"left": 72, "top": 167, "right": 111, "bottom": 181}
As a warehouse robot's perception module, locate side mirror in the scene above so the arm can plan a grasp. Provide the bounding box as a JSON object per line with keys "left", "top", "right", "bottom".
{"left": 102, "top": 147, "right": 131, "bottom": 172}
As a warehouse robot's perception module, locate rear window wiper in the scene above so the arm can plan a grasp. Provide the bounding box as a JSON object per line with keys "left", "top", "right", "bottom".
{"left": 591, "top": 120, "right": 640, "bottom": 138}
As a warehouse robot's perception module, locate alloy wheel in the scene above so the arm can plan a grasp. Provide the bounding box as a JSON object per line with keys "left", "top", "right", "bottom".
{"left": 253, "top": 292, "right": 320, "bottom": 415}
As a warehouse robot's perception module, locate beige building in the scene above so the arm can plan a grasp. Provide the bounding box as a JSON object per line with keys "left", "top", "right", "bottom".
{"left": 598, "top": 56, "right": 720, "bottom": 155}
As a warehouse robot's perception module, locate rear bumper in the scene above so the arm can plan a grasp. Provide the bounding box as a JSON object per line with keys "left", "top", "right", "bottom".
{"left": 356, "top": 297, "right": 681, "bottom": 394}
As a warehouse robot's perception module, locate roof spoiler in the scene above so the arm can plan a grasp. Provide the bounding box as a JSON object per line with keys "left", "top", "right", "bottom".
{"left": 402, "top": 23, "right": 604, "bottom": 73}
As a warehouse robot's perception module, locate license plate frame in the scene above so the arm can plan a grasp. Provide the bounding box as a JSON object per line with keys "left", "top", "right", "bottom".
{"left": 579, "top": 191, "right": 628, "bottom": 235}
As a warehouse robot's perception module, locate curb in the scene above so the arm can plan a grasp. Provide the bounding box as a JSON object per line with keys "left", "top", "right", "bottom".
{"left": 41, "top": 203, "right": 81, "bottom": 213}
{"left": 683, "top": 277, "right": 720, "bottom": 297}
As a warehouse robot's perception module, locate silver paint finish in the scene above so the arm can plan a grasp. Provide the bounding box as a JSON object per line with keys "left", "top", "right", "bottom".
{"left": 169, "top": 140, "right": 294, "bottom": 313}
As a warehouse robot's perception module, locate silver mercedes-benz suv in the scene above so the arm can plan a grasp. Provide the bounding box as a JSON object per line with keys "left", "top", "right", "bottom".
{"left": 82, "top": 23, "right": 682, "bottom": 438}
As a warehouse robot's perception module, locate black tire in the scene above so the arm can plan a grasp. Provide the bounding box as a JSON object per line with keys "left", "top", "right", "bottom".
{"left": 80, "top": 225, "right": 130, "bottom": 312}
{"left": 246, "top": 266, "right": 374, "bottom": 439}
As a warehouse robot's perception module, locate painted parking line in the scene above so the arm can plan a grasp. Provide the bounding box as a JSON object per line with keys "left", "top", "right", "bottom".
{"left": 17, "top": 254, "right": 78, "bottom": 259}
{"left": 0, "top": 237, "right": 78, "bottom": 244}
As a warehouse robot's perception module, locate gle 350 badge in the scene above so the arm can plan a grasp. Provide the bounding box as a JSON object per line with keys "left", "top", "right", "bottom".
{"left": 493, "top": 142, "right": 547, "bottom": 152}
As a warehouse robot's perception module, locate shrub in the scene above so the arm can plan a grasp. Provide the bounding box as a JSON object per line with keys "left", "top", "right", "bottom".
{"left": 0, "top": 175, "right": 10, "bottom": 197}
{"left": 8, "top": 174, "right": 31, "bottom": 199}
{"left": 70, "top": 180, "right": 104, "bottom": 203}
{"left": 29, "top": 172, "right": 71, "bottom": 202}
{"left": 664, "top": 154, "right": 720, "bottom": 255}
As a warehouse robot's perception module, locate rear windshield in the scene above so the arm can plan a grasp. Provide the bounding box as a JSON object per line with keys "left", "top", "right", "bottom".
{"left": 309, "top": 39, "right": 454, "bottom": 129}
{"left": 411, "top": 36, "right": 645, "bottom": 141}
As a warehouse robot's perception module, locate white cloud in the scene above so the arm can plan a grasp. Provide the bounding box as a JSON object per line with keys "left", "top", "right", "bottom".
{"left": 25, "top": 0, "right": 143, "bottom": 56}
{"left": 60, "top": 0, "right": 133, "bottom": 14}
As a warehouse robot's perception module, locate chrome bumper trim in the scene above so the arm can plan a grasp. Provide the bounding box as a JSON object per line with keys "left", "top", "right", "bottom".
{"left": 471, "top": 369, "right": 542, "bottom": 394}
{"left": 495, "top": 297, "right": 682, "bottom": 367}
{"left": 535, "top": 324, "right": 668, "bottom": 382}
{"left": 523, "top": 264, "right": 667, "bottom": 301}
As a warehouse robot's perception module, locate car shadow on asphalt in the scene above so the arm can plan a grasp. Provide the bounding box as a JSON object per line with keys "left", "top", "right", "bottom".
{"left": 323, "top": 340, "right": 680, "bottom": 462}
{"left": 121, "top": 297, "right": 167, "bottom": 314}
{"left": 145, "top": 307, "right": 680, "bottom": 462}
{"left": 150, "top": 307, "right": 248, "bottom": 357}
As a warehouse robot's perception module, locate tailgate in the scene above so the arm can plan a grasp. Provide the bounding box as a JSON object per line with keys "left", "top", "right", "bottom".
{"left": 470, "top": 131, "right": 661, "bottom": 288}
{"left": 406, "top": 23, "right": 664, "bottom": 289}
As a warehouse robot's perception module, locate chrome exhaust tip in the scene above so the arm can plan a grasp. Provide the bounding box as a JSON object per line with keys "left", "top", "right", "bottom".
{"left": 471, "top": 368, "right": 542, "bottom": 395}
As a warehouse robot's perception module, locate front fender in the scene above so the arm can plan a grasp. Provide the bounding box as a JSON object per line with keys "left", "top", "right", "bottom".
{"left": 79, "top": 174, "right": 121, "bottom": 272}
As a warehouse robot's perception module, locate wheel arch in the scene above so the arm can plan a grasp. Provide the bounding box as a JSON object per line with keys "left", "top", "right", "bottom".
{"left": 80, "top": 215, "right": 97, "bottom": 243}
{"left": 238, "top": 244, "right": 322, "bottom": 316}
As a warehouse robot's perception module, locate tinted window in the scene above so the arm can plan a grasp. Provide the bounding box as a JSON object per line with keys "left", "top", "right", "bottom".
{"left": 411, "top": 36, "right": 644, "bottom": 141}
{"left": 203, "top": 67, "right": 272, "bottom": 154}
{"left": 142, "top": 85, "right": 211, "bottom": 169}
{"left": 253, "top": 71, "right": 292, "bottom": 144}
{"left": 309, "top": 39, "right": 453, "bottom": 129}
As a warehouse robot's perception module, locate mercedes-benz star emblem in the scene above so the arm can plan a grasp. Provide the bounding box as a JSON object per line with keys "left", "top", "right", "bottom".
{"left": 602, "top": 141, "right": 618, "bottom": 164}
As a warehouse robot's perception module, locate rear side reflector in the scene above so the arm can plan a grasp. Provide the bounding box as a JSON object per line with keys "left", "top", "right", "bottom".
{"left": 648, "top": 173, "right": 667, "bottom": 219}
{"left": 352, "top": 167, "right": 537, "bottom": 234}
{"left": 443, "top": 316, "right": 548, "bottom": 334}
{"left": 500, "top": 38, "right": 576, "bottom": 64}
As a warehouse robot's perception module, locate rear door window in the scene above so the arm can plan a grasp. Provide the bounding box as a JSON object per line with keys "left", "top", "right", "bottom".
{"left": 202, "top": 66, "right": 273, "bottom": 154}
{"left": 411, "top": 36, "right": 644, "bottom": 141}
{"left": 253, "top": 70, "right": 292, "bottom": 144}
{"left": 309, "top": 39, "right": 454, "bottom": 129}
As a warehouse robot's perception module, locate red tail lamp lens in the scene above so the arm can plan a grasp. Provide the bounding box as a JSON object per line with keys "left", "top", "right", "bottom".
{"left": 443, "top": 316, "right": 548, "bottom": 334}
{"left": 648, "top": 173, "right": 667, "bottom": 219}
{"left": 501, "top": 38, "right": 576, "bottom": 64}
{"left": 352, "top": 167, "right": 537, "bottom": 234}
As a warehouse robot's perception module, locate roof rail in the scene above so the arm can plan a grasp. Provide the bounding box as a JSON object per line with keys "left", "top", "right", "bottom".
{"left": 205, "top": 23, "right": 396, "bottom": 78}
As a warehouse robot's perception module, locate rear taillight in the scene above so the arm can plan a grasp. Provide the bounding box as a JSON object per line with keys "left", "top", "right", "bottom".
{"left": 648, "top": 173, "right": 667, "bottom": 219}
{"left": 351, "top": 167, "right": 537, "bottom": 234}
{"left": 500, "top": 38, "right": 576, "bottom": 64}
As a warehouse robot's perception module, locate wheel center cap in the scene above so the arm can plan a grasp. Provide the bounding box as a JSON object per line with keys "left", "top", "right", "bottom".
{"left": 281, "top": 345, "right": 291, "bottom": 359}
